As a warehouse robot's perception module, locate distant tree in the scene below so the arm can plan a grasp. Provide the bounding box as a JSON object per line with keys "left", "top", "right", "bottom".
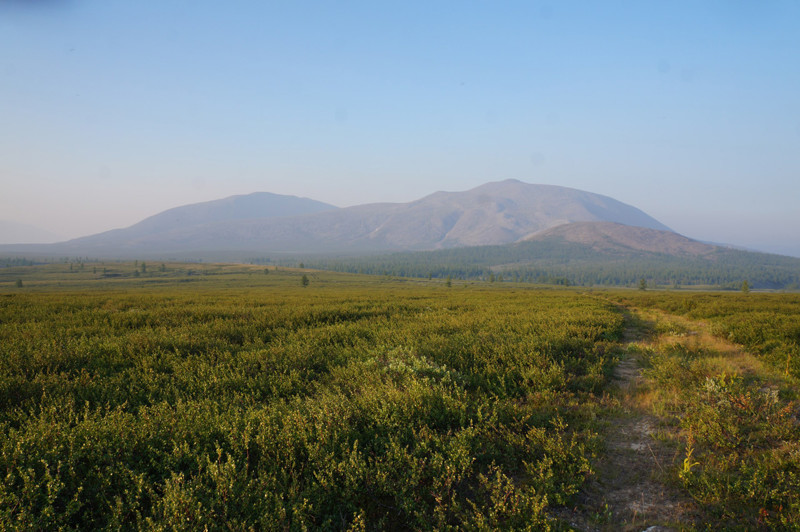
{"left": 15, "top": 279, "right": 23, "bottom": 288}
{"left": 489, "top": 272, "right": 496, "bottom": 283}
{"left": 741, "top": 280, "right": 750, "bottom": 294}
{"left": 264, "top": 268, "right": 269, "bottom": 275}
{"left": 93, "top": 267, "right": 97, "bottom": 274}
{"left": 141, "top": 262, "right": 147, "bottom": 273}
{"left": 160, "top": 263, "right": 166, "bottom": 272}
{"left": 638, "top": 278, "right": 647, "bottom": 291}
{"left": 446, "top": 275, "right": 452, "bottom": 288}
{"left": 133, "top": 270, "right": 140, "bottom": 277}
{"left": 299, "top": 262, "right": 305, "bottom": 269}
{"left": 301, "top": 274, "right": 309, "bottom": 287}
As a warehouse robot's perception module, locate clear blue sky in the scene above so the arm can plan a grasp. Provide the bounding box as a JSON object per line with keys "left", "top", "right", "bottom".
{"left": 2, "top": 1, "right": 799, "bottom": 255}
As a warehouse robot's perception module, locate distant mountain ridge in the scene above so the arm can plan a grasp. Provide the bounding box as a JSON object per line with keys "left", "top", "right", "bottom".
{"left": 332, "top": 180, "right": 672, "bottom": 249}
{"left": 12, "top": 180, "right": 672, "bottom": 257}
{"left": 0, "top": 220, "right": 64, "bottom": 245}
{"left": 67, "top": 192, "right": 338, "bottom": 250}
{"left": 3, "top": 180, "right": 800, "bottom": 289}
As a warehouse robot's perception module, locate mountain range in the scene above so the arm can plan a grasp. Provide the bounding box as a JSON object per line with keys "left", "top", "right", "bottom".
{"left": 3, "top": 179, "right": 799, "bottom": 288}
{"left": 2, "top": 180, "right": 674, "bottom": 257}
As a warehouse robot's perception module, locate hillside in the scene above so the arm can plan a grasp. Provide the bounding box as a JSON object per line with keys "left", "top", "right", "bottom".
{"left": 526, "top": 221, "right": 716, "bottom": 256}
{"left": 65, "top": 192, "right": 338, "bottom": 251}
{"left": 344, "top": 179, "right": 671, "bottom": 249}
{"left": 297, "top": 222, "right": 800, "bottom": 289}
{"left": 0, "top": 180, "right": 671, "bottom": 257}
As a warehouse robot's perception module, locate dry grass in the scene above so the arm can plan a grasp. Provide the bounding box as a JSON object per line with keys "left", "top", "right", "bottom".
{"left": 648, "top": 310, "right": 788, "bottom": 391}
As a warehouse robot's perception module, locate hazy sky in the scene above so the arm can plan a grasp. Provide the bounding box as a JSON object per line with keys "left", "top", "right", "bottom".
{"left": 2, "top": 1, "right": 799, "bottom": 255}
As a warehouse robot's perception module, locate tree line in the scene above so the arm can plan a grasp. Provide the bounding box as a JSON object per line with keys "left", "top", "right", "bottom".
{"left": 251, "top": 241, "right": 800, "bottom": 289}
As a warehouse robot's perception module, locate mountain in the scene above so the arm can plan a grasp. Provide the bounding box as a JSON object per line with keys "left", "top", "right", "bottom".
{"left": 303, "top": 221, "right": 800, "bottom": 289}
{"left": 525, "top": 221, "right": 716, "bottom": 256}
{"left": 4, "top": 182, "right": 799, "bottom": 288}
{"left": 0, "top": 220, "right": 63, "bottom": 244}
{"left": 314, "top": 179, "right": 671, "bottom": 249}
{"left": 14, "top": 180, "right": 670, "bottom": 257}
{"left": 64, "top": 192, "right": 338, "bottom": 251}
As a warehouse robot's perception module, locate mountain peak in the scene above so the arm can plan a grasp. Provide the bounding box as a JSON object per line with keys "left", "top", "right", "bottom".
{"left": 3, "top": 181, "right": 672, "bottom": 257}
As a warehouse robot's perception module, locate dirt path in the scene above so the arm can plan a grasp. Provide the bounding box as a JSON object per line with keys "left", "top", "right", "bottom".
{"left": 553, "top": 311, "right": 699, "bottom": 531}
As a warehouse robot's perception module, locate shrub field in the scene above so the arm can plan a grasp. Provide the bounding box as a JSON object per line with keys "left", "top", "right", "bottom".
{"left": 0, "top": 264, "right": 622, "bottom": 530}
{"left": 1, "top": 263, "right": 799, "bottom": 529}
{"left": 610, "top": 291, "right": 800, "bottom": 529}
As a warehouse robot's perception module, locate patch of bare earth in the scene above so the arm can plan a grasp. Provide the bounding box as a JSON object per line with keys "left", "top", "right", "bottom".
{"left": 552, "top": 317, "right": 700, "bottom": 531}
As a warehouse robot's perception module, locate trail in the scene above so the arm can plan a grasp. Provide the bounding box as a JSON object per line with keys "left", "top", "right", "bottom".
{"left": 553, "top": 309, "right": 699, "bottom": 531}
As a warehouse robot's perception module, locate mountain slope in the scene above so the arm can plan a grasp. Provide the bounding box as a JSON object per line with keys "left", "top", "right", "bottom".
{"left": 303, "top": 222, "right": 800, "bottom": 289}
{"left": 348, "top": 179, "right": 671, "bottom": 249}
{"left": 526, "top": 222, "right": 715, "bottom": 256}
{"left": 66, "top": 192, "right": 338, "bottom": 250}
{"left": 34, "top": 180, "right": 671, "bottom": 256}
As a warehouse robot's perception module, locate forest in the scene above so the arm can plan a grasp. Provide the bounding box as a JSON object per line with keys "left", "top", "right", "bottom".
{"left": 255, "top": 240, "right": 800, "bottom": 290}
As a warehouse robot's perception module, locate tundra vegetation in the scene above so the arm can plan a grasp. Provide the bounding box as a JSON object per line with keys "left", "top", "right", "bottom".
{"left": 0, "top": 261, "right": 798, "bottom": 530}
{"left": 608, "top": 291, "right": 800, "bottom": 529}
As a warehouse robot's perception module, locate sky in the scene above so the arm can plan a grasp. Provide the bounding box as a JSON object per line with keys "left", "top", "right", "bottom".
{"left": 2, "top": 1, "right": 799, "bottom": 255}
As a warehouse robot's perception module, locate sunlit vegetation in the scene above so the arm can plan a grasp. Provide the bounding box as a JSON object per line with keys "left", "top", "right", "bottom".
{"left": 2, "top": 263, "right": 799, "bottom": 529}
{"left": 615, "top": 293, "right": 800, "bottom": 528}
{"left": 0, "top": 263, "right": 623, "bottom": 529}
{"left": 613, "top": 292, "right": 800, "bottom": 379}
